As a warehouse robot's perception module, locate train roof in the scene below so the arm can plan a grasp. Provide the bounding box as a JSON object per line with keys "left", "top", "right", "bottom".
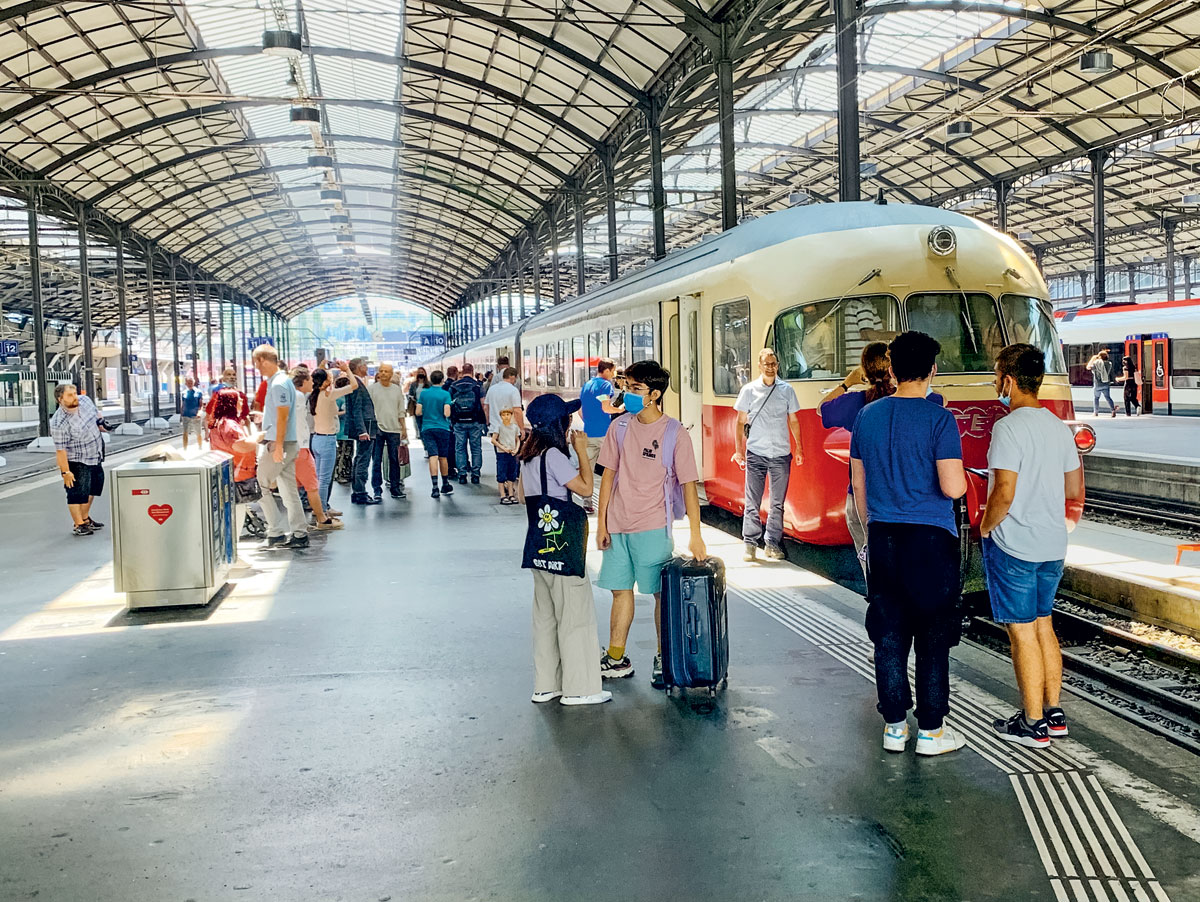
{"left": 1056, "top": 298, "right": 1200, "bottom": 320}
{"left": 452, "top": 201, "right": 998, "bottom": 355}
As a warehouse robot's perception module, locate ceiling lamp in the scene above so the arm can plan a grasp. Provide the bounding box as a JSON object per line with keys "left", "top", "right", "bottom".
{"left": 262, "top": 29, "right": 302, "bottom": 58}
{"left": 1017, "top": 230, "right": 1034, "bottom": 241}
{"left": 787, "top": 191, "right": 809, "bottom": 206}
{"left": 290, "top": 106, "right": 320, "bottom": 123}
{"left": 1182, "top": 193, "right": 1200, "bottom": 207}
{"left": 308, "top": 153, "right": 334, "bottom": 169}
{"left": 1079, "top": 49, "right": 1114, "bottom": 74}
{"left": 1141, "top": 255, "right": 1155, "bottom": 263}
{"left": 329, "top": 212, "right": 350, "bottom": 225}
{"left": 320, "top": 187, "right": 343, "bottom": 202}
{"left": 946, "top": 120, "right": 973, "bottom": 140}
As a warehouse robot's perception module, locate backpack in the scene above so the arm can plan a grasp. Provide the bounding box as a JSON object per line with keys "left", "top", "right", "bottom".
{"left": 611, "top": 413, "right": 687, "bottom": 537}
{"left": 450, "top": 380, "right": 479, "bottom": 421}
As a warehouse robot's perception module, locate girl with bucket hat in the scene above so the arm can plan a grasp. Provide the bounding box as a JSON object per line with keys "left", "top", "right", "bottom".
{"left": 517, "top": 394, "right": 611, "bottom": 706}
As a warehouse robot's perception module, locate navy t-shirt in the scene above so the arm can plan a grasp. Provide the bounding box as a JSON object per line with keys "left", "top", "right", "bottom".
{"left": 849, "top": 396, "right": 963, "bottom": 535}
{"left": 579, "top": 376, "right": 614, "bottom": 437}
{"left": 182, "top": 389, "right": 203, "bottom": 418}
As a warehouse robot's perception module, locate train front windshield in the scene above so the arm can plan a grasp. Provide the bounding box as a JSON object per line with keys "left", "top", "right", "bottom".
{"left": 903, "top": 293, "right": 1066, "bottom": 374}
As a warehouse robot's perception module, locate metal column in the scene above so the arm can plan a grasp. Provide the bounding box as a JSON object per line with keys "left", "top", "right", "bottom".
{"left": 145, "top": 246, "right": 160, "bottom": 419}
{"left": 115, "top": 228, "right": 133, "bottom": 424}
{"left": 204, "top": 284, "right": 214, "bottom": 384}
{"left": 530, "top": 228, "right": 542, "bottom": 314}
{"left": 506, "top": 261, "right": 515, "bottom": 326}
{"left": 1090, "top": 148, "right": 1108, "bottom": 307}
{"left": 188, "top": 274, "right": 199, "bottom": 381}
{"left": 27, "top": 192, "right": 51, "bottom": 438}
{"left": 169, "top": 268, "right": 181, "bottom": 414}
{"left": 995, "top": 180, "right": 1009, "bottom": 234}
{"left": 716, "top": 30, "right": 738, "bottom": 229}
{"left": 1127, "top": 263, "right": 1137, "bottom": 304}
{"left": 518, "top": 239, "right": 529, "bottom": 319}
{"left": 1165, "top": 219, "right": 1177, "bottom": 303}
{"left": 549, "top": 213, "right": 562, "bottom": 306}
{"left": 239, "top": 305, "right": 249, "bottom": 394}
{"left": 603, "top": 149, "right": 619, "bottom": 282}
{"left": 76, "top": 207, "right": 96, "bottom": 401}
{"left": 833, "top": 0, "right": 861, "bottom": 203}
{"left": 1184, "top": 256, "right": 1193, "bottom": 301}
{"left": 648, "top": 102, "right": 667, "bottom": 260}
{"left": 573, "top": 188, "right": 586, "bottom": 296}
{"left": 217, "top": 290, "right": 227, "bottom": 372}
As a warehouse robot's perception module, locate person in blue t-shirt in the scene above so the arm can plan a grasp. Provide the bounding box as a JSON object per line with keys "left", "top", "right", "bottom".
{"left": 849, "top": 330, "right": 968, "bottom": 758}
{"left": 577, "top": 358, "right": 624, "bottom": 512}
{"left": 416, "top": 369, "right": 455, "bottom": 498}
{"left": 180, "top": 376, "right": 205, "bottom": 450}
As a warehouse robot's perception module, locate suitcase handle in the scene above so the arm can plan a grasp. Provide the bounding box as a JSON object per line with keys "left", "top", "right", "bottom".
{"left": 685, "top": 603, "right": 699, "bottom": 655}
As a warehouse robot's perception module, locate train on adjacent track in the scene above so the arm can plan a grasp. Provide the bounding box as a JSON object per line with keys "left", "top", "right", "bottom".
{"left": 430, "top": 201, "right": 1093, "bottom": 548}
{"left": 1056, "top": 298, "right": 1200, "bottom": 416}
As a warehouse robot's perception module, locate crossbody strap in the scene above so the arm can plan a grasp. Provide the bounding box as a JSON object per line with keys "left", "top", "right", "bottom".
{"left": 746, "top": 380, "right": 780, "bottom": 433}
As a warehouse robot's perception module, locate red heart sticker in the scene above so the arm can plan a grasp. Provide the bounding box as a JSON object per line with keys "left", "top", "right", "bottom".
{"left": 147, "top": 504, "right": 173, "bottom": 525}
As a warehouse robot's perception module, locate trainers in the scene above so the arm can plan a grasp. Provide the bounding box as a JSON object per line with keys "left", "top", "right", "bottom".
{"left": 743, "top": 544, "right": 757, "bottom": 562}
{"left": 284, "top": 533, "right": 310, "bottom": 549}
{"left": 992, "top": 711, "right": 1050, "bottom": 749}
{"left": 915, "top": 724, "right": 967, "bottom": 756}
{"left": 440, "top": 481, "right": 454, "bottom": 495}
{"left": 390, "top": 490, "right": 407, "bottom": 499}
{"left": 883, "top": 721, "right": 909, "bottom": 753}
{"left": 1044, "top": 707, "right": 1069, "bottom": 737}
{"left": 266, "top": 534, "right": 289, "bottom": 548}
{"left": 560, "top": 690, "right": 613, "bottom": 706}
{"left": 600, "top": 653, "right": 634, "bottom": 679}
{"left": 85, "top": 517, "right": 105, "bottom": 530}
{"left": 531, "top": 690, "right": 563, "bottom": 704}
{"left": 764, "top": 545, "right": 785, "bottom": 561}
{"left": 471, "top": 475, "right": 480, "bottom": 485}
{"left": 72, "top": 523, "right": 94, "bottom": 537}
{"left": 458, "top": 475, "right": 468, "bottom": 485}
{"left": 650, "top": 653, "right": 665, "bottom": 689}
{"left": 431, "top": 487, "right": 440, "bottom": 499}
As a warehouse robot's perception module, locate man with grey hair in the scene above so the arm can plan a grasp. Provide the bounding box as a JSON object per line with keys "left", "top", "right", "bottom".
{"left": 51, "top": 383, "right": 108, "bottom": 536}
{"left": 253, "top": 344, "right": 308, "bottom": 548}
{"left": 344, "top": 356, "right": 380, "bottom": 504}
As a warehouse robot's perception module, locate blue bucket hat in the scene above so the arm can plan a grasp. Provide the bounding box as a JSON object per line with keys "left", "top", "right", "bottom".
{"left": 526, "top": 393, "right": 581, "bottom": 426}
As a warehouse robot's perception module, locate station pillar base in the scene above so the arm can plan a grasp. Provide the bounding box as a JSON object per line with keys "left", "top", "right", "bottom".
{"left": 147, "top": 417, "right": 170, "bottom": 431}
{"left": 168, "top": 414, "right": 182, "bottom": 425}
{"left": 114, "top": 422, "right": 145, "bottom": 436}
{"left": 25, "top": 436, "right": 56, "bottom": 453}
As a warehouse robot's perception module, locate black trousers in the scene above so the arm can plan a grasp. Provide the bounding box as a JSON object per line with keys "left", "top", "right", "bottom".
{"left": 865, "top": 521, "right": 961, "bottom": 730}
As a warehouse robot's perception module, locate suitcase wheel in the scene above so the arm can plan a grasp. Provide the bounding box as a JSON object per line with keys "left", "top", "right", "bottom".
{"left": 707, "top": 686, "right": 716, "bottom": 698}
{"left": 721, "top": 678, "right": 728, "bottom": 690}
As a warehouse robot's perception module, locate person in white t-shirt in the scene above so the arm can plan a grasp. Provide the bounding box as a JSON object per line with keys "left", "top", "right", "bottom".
{"left": 732, "top": 348, "right": 803, "bottom": 561}
{"left": 980, "top": 343, "right": 1084, "bottom": 750}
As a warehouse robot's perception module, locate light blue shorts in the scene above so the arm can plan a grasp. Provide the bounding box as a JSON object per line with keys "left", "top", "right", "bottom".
{"left": 598, "top": 528, "right": 674, "bottom": 594}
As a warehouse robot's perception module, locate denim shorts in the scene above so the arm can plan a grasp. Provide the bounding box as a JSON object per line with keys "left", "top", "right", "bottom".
{"left": 495, "top": 450, "right": 519, "bottom": 483}
{"left": 982, "top": 537, "right": 1063, "bottom": 624}
{"left": 597, "top": 528, "right": 674, "bottom": 594}
{"left": 421, "top": 428, "right": 452, "bottom": 459}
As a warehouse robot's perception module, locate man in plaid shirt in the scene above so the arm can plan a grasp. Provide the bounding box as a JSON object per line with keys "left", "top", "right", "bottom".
{"left": 50, "top": 383, "right": 107, "bottom": 536}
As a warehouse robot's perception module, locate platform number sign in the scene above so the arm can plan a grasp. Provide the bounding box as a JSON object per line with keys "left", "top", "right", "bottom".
{"left": 0, "top": 338, "right": 18, "bottom": 360}
{"left": 247, "top": 335, "right": 275, "bottom": 351}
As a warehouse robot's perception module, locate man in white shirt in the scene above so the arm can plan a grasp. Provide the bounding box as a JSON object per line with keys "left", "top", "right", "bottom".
{"left": 484, "top": 366, "right": 527, "bottom": 437}
{"left": 732, "top": 349, "right": 803, "bottom": 561}
{"left": 981, "top": 343, "right": 1084, "bottom": 749}
{"left": 368, "top": 364, "right": 409, "bottom": 499}
{"left": 253, "top": 345, "right": 308, "bottom": 549}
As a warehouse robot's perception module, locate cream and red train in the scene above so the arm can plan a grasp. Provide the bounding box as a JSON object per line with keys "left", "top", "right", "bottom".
{"left": 430, "top": 201, "right": 1091, "bottom": 546}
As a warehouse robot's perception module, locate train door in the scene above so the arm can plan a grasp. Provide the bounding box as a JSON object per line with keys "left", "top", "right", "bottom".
{"left": 677, "top": 294, "right": 704, "bottom": 474}
{"left": 1151, "top": 334, "right": 1170, "bottom": 412}
{"left": 1138, "top": 338, "right": 1155, "bottom": 414}
{"left": 660, "top": 299, "right": 680, "bottom": 419}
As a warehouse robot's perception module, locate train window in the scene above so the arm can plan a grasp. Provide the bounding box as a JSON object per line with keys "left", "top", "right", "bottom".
{"left": 1172, "top": 339, "right": 1200, "bottom": 389}
{"left": 523, "top": 348, "right": 533, "bottom": 385}
{"left": 688, "top": 310, "right": 700, "bottom": 393}
{"left": 668, "top": 315, "right": 680, "bottom": 393}
{"left": 558, "top": 340, "right": 569, "bottom": 387}
{"left": 905, "top": 293, "right": 1000, "bottom": 373}
{"left": 607, "top": 326, "right": 626, "bottom": 367}
{"left": 999, "top": 295, "right": 1066, "bottom": 373}
{"left": 773, "top": 295, "right": 899, "bottom": 380}
{"left": 535, "top": 345, "right": 547, "bottom": 387}
{"left": 1065, "top": 343, "right": 1123, "bottom": 386}
{"left": 572, "top": 335, "right": 587, "bottom": 387}
{"left": 632, "top": 319, "right": 655, "bottom": 362}
{"left": 712, "top": 299, "right": 750, "bottom": 394}
{"left": 589, "top": 331, "right": 602, "bottom": 370}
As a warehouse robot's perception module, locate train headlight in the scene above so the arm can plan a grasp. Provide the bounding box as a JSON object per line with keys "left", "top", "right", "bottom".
{"left": 1070, "top": 423, "right": 1096, "bottom": 454}
{"left": 928, "top": 226, "right": 957, "bottom": 256}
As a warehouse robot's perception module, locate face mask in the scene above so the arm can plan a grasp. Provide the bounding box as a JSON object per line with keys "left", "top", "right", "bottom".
{"left": 623, "top": 392, "right": 645, "bottom": 415}
{"left": 998, "top": 377, "right": 1012, "bottom": 408}
{"left": 925, "top": 384, "right": 934, "bottom": 398}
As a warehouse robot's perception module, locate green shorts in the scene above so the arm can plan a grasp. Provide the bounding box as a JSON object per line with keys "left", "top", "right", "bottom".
{"left": 598, "top": 528, "right": 674, "bottom": 594}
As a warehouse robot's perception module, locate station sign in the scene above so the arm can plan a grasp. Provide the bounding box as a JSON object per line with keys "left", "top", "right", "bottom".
{"left": 246, "top": 335, "right": 275, "bottom": 351}
{"left": 0, "top": 338, "right": 19, "bottom": 360}
{"left": 419, "top": 334, "right": 445, "bottom": 347}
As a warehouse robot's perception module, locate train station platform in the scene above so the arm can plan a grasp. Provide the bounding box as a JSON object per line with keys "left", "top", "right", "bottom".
{"left": 2, "top": 451, "right": 1199, "bottom": 900}
{"left": 1082, "top": 414, "right": 1200, "bottom": 462}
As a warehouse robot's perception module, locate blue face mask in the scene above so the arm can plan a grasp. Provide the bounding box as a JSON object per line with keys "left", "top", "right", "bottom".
{"left": 925, "top": 384, "right": 934, "bottom": 398}
{"left": 623, "top": 392, "right": 645, "bottom": 415}
{"left": 998, "top": 377, "right": 1012, "bottom": 408}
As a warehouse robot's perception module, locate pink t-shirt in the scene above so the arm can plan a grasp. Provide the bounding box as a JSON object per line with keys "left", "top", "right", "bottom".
{"left": 598, "top": 413, "right": 698, "bottom": 534}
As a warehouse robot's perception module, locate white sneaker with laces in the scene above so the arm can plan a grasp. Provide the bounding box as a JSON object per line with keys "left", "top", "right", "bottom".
{"left": 883, "top": 721, "right": 909, "bottom": 753}
{"left": 531, "top": 691, "right": 562, "bottom": 704}
{"left": 915, "top": 724, "right": 967, "bottom": 756}
{"left": 560, "top": 690, "right": 613, "bottom": 706}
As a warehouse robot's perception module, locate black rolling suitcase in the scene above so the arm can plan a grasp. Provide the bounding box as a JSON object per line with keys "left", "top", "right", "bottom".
{"left": 660, "top": 556, "right": 729, "bottom": 696}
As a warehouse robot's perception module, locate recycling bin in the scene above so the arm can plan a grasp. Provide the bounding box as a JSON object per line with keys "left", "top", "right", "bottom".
{"left": 111, "top": 452, "right": 236, "bottom": 609}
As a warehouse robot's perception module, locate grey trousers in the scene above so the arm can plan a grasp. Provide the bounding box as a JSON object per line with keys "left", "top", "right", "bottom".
{"left": 257, "top": 441, "right": 307, "bottom": 538}
{"left": 532, "top": 570, "right": 602, "bottom": 697}
{"left": 845, "top": 492, "right": 868, "bottom": 581}
{"left": 742, "top": 451, "right": 791, "bottom": 548}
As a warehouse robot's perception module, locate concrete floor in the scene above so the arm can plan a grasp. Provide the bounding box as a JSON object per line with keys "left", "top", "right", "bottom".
{"left": 1084, "top": 413, "right": 1200, "bottom": 461}
{"left": 2, "top": 446, "right": 1199, "bottom": 901}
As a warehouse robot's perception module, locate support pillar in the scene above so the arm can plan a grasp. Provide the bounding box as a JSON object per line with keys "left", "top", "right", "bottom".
{"left": 573, "top": 188, "right": 586, "bottom": 296}
{"left": 204, "top": 285, "right": 214, "bottom": 385}
{"left": 240, "top": 305, "right": 249, "bottom": 394}
{"left": 1184, "top": 256, "right": 1193, "bottom": 300}
{"left": 1127, "top": 263, "right": 1137, "bottom": 304}
{"left": 833, "top": 0, "right": 862, "bottom": 203}
{"left": 506, "top": 262, "right": 515, "bottom": 327}
{"left": 115, "top": 228, "right": 133, "bottom": 425}
{"left": 549, "top": 213, "right": 562, "bottom": 306}
{"left": 218, "top": 291, "right": 227, "bottom": 372}
{"left": 530, "top": 228, "right": 542, "bottom": 314}
{"left": 1165, "top": 219, "right": 1177, "bottom": 303}
{"left": 188, "top": 275, "right": 199, "bottom": 381}
{"left": 27, "top": 192, "right": 52, "bottom": 442}
{"left": 1090, "top": 148, "right": 1108, "bottom": 306}
{"left": 603, "top": 148, "right": 619, "bottom": 282}
{"left": 648, "top": 101, "right": 667, "bottom": 260}
{"left": 995, "top": 180, "right": 1009, "bottom": 234}
{"left": 77, "top": 207, "right": 96, "bottom": 402}
{"left": 145, "top": 245, "right": 162, "bottom": 425}
{"left": 169, "top": 269, "right": 181, "bottom": 415}
{"left": 716, "top": 30, "right": 738, "bottom": 229}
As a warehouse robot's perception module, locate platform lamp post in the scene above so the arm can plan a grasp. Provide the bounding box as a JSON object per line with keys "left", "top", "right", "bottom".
{"left": 529, "top": 226, "right": 543, "bottom": 315}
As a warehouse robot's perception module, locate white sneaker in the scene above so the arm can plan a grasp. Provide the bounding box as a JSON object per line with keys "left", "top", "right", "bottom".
{"left": 883, "top": 721, "right": 909, "bottom": 753}
{"left": 915, "top": 724, "right": 967, "bottom": 756}
{"left": 560, "top": 690, "right": 613, "bottom": 706}
{"left": 531, "top": 691, "right": 562, "bottom": 704}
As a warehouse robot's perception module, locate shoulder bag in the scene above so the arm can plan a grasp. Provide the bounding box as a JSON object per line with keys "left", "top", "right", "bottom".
{"left": 521, "top": 454, "right": 588, "bottom": 578}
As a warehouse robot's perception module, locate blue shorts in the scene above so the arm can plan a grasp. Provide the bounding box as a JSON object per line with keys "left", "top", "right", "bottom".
{"left": 421, "top": 428, "right": 452, "bottom": 459}
{"left": 982, "top": 537, "right": 1063, "bottom": 624}
{"left": 495, "top": 450, "right": 519, "bottom": 483}
{"left": 597, "top": 528, "right": 674, "bottom": 594}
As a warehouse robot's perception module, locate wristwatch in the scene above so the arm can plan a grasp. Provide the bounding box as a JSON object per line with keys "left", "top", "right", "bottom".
{"left": 839, "top": 381, "right": 850, "bottom": 392}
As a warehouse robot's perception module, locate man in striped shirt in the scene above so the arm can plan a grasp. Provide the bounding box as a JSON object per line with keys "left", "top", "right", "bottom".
{"left": 843, "top": 297, "right": 888, "bottom": 371}
{"left": 50, "top": 383, "right": 107, "bottom": 537}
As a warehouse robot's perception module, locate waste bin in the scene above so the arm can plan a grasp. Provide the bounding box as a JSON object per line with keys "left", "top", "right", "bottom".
{"left": 111, "top": 452, "right": 236, "bottom": 609}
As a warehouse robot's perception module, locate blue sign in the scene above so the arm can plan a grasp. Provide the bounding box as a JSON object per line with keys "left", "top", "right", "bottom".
{"left": 419, "top": 335, "right": 445, "bottom": 347}
{"left": 246, "top": 336, "right": 275, "bottom": 351}
{"left": 0, "top": 339, "right": 18, "bottom": 358}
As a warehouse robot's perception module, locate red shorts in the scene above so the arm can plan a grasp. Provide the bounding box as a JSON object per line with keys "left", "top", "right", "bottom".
{"left": 295, "top": 448, "right": 319, "bottom": 493}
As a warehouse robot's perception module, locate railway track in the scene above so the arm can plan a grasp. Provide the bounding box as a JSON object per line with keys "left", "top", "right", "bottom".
{"left": 1084, "top": 487, "right": 1200, "bottom": 531}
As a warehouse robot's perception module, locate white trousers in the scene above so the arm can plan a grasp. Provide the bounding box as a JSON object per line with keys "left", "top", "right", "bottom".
{"left": 532, "top": 570, "right": 602, "bottom": 697}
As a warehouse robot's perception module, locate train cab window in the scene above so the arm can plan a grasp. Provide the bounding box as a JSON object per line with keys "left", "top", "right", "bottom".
{"left": 572, "top": 335, "right": 587, "bottom": 387}
{"left": 905, "top": 292, "right": 1000, "bottom": 373}
{"left": 607, "top": 326, "right": 626, "bottom": 367}
{"left": 999, "top": 295, "right": 1065, "bottom": 373}
{"left": 1172, "top": 339, "right": 1200, "bottom": 390}
{"left": 712, "top": 299, "right": 750, "bottom": 394}
{"left": 773, "top": 295, "right": 899, "bottom": 380}
{"left": 523, "top": 348, "right": 533, "bottom": 385}
{"left": 632, "top": 319, "right": 655, "bottom": 362}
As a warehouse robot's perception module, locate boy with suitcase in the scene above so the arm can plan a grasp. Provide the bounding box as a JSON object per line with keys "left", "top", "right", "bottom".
{"left": 596, "top": 360, "right": 707, "bottom": 689}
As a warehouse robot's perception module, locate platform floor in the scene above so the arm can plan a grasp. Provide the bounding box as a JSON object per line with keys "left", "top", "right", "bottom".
{"left": 1080, "top": 413, "right": 1200, "bottom": 461}
{"left": 2, "top": 449, "right": 1199, "bottom": 900}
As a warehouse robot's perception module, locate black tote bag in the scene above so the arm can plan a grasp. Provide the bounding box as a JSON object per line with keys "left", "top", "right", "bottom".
{"left": 522, "top": 454, "right": 588, "bottom": 578}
